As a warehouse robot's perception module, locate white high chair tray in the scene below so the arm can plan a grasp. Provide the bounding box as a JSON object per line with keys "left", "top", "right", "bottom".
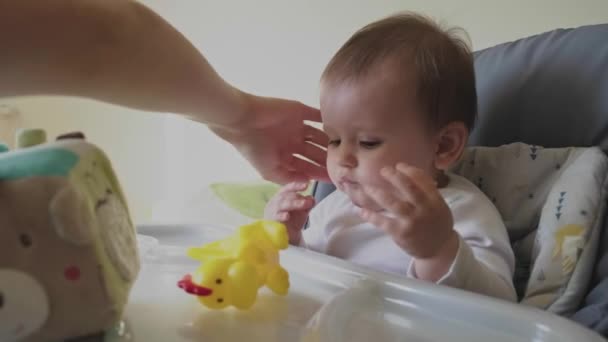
{"left": 110, "top": 223, "right": 605, "bottom": 342}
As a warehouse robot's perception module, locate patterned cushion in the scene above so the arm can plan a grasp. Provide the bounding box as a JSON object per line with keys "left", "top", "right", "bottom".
{"left": 452, "top": 143, "right": 608, "bottom": 315}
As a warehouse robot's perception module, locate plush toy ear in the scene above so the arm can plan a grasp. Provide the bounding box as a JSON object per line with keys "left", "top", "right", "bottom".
{"left": 227, "top": 261, "right": 259, "bottom": 310}
{"left": 50, "top": 186, "right": 94, "bottom": 245}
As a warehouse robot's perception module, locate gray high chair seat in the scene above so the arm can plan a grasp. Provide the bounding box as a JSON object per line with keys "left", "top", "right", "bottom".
{"left": 311, "top": 23, "right": 608, "bottom": 337}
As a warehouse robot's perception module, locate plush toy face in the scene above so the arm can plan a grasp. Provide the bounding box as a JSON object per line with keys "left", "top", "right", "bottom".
{"left": 0, "top": 177, "right": 114, "bottom": 341}
{"left": 179, "top": 259, "right": 232, "bottom": 310}
{"left": 178, "top": 259, "right": 260, "bottom": 310}
{"left": 0, "top": 143, "right": 139, "bottom": 286}
{"left": 194, "top": 260, "right": 232, "bottom": 309}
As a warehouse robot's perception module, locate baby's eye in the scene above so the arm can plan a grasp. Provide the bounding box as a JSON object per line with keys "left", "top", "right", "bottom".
{"left": 359, "top": 140, "right": 382, "bottom": 149}
{"left": 328, "top": 139, "right": 341, "bottom": 147}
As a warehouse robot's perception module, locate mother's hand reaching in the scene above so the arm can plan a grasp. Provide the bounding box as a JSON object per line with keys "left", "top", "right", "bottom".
{"left": 210, "top": 93, "right": 330, "bottom": 184}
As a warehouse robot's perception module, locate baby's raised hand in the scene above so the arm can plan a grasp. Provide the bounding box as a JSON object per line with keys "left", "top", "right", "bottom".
{"left": 359, "top": 163, "right": 459, "bottom": 281}
{"left": 264, "top": 182, "right": 315, "bottom": 245}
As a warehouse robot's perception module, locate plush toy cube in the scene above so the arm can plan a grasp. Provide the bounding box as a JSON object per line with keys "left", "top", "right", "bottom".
{"left": 0, "top": 137, "right": 139, "bottom": 341}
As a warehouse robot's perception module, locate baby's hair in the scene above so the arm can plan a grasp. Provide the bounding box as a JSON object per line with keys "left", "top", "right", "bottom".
{"left": 321, "top": 12, "right": 476, "bottom": 131}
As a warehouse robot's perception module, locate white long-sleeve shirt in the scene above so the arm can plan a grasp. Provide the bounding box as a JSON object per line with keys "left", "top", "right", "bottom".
{"left": 303, "top": 173, "right": 517, "bottom": 302}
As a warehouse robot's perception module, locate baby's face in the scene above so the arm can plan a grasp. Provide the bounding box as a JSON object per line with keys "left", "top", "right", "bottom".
{"left": 320, "top": 64, "right": 438, "bottom": 211}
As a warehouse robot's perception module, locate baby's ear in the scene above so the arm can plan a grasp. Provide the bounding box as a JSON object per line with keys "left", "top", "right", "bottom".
{"left": 433, "top": 121, "right": 468, "bottom": 171}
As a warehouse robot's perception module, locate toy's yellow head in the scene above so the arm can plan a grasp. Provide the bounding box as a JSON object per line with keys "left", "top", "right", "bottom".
{"left": 178, "top": 258, "right": 259, "bottom": 310}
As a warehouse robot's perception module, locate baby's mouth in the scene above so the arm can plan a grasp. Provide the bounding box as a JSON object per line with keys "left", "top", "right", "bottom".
{"left": 338, "top": 178, "right": 359, "bottom": 188}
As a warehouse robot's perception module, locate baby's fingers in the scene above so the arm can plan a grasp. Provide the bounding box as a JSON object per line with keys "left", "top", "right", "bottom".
{"left": 363, "top": 185, "right": 415, "bottom": 218}
{"left": 278, "top": 195, "right": 315, "bottom": 212}
{"left": 279, "top": 181, "right": 310, "bottom": 194}
{"left": 359, "top": 208, "right": 400, "bottom": 236}
{"left": 276, "top": 212, "right": 290, "bottom": 221}
{"left": 380, "top": 165, "right": 428, "bottom": 205}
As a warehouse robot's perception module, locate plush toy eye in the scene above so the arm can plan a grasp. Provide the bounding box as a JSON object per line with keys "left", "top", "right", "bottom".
{"left": 215, "top": 278, "right": 222, "bottom": 285}
{"left": 19, "top": 233, "right": 32, "bottom": 248}
{"left": 217, "top": 298, "right": 223, "bottom": 303}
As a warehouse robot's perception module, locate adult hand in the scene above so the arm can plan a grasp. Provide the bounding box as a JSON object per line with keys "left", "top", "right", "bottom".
{"left": 211, "top": 93, "right": 330, "bottom": 185}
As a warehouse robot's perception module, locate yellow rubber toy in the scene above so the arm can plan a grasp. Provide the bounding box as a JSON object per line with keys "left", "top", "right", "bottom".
{"left": 177, "top": 220, "right": 290, "bottom": 310}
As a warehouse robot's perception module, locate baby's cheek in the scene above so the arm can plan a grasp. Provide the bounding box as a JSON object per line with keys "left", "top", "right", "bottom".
{"left": 325, "top": 159, "right": 341, "bottom": 184}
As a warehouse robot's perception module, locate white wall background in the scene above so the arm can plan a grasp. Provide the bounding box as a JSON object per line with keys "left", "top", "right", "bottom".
{"left": 2, "top": 0, "right": 607, "bottom": 223}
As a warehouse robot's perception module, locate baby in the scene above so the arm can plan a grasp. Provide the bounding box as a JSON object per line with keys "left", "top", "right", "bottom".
{"left": 265, "top": 13, "right": 516, "bottom": 301}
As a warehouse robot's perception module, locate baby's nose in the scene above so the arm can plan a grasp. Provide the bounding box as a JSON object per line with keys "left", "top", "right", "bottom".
{"left": 338, "top": 150, "right": 357, "bottom": 168}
